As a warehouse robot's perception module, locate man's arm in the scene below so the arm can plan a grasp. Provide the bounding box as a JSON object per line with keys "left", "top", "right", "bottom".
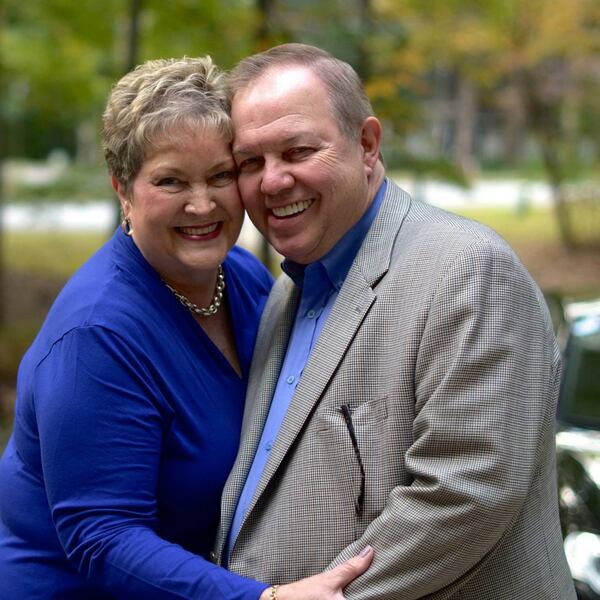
{"left": 327, "top": 240, "right": 561, "bottom": 598}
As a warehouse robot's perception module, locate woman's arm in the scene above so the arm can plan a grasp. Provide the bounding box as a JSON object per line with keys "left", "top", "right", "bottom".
{"left": 36, "top": 325, "right": 268, "bottom": 600}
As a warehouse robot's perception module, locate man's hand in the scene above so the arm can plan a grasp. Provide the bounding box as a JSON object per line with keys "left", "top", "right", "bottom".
{"left": 259, "top": 546, "right": 373, "bottom": 600}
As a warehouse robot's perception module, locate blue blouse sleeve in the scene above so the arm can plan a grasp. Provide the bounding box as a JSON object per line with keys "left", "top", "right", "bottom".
{"left": 35, "top": 325, "right": 269, "bottom": 600}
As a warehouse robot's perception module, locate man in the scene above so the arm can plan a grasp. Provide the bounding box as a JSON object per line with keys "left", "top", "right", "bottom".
{"left": 214, "top": 43, "right": 576, "bottom": 599}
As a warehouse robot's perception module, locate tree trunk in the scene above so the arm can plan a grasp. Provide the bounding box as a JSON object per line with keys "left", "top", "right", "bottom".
{"left": 355, "top": 0, "right": 372, "bottom": 81}
{"left": 257, "top": 0, "right": 276, "bottom": 50}
{"left": 514, "top": 70, "right": 576, "bottom": 249}
{"left": 539, "top": 140, "right": 575, "bottom": 250}
{"left": 453, "top": 74, "right": 478, "bottom": 176}
{"left": 501, "top": 84, "right": 525, "bottom": 166}
{"left": 0, "top": 5, "right": 7, "bottom": 326}
{"left": 127, "top": 0, "right": 142, "bottom": 72}
{"left": 76, "top": 120, "right": 99, "bottom": 165}
{"left": 113, "top": 0, "right": 143, "bottom": 232}
{"left": 254, "top": 0, "right": 277, "bottom": 272}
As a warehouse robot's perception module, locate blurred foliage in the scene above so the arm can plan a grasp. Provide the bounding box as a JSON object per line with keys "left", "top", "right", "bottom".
{"left": 0, "top": 0, "right": 598, "bottom": 250}
{"left": 0, "top": 0, "right": 599, "bottom": 171}
{"left": 1, "top": 0, "right": 259, "bottom": 158}
{"left": 384, "top": 153, "right": 470, "bottom": 187}
{"left": 0, "top": 319, "right": 42, "bottom": 442}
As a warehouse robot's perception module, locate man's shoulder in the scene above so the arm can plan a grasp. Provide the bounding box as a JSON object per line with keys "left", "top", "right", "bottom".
{"left": 388, "top": 188, "right": 510, "bottom": 253}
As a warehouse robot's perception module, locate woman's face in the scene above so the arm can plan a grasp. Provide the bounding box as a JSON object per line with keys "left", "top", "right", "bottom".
{"left": 115, "top": 127, "right": 244, "bottom": 292}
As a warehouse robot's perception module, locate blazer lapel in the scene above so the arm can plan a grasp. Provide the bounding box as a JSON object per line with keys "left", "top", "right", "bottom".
{"left": 247, "top": 268, "right": 375, "bottom": 506}
{"left": 217, "top": 276, "right": 299, "bottom": 555}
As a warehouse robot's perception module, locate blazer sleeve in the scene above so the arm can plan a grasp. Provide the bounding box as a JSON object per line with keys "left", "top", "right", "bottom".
{"left": 327, "top": 239, "right": 561, "bottom": 598}
{"left": 35, "top": 325, "right": 268, "bottom": 600}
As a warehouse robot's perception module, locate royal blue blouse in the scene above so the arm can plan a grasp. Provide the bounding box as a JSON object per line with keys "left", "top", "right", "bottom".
{"left": 0, "top": 228, "right": 273, "bottom": 599}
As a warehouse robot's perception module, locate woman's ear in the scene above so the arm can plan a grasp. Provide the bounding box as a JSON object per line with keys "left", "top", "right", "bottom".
{"left": 111, "top": 175, "right": 131, "bottom": 215}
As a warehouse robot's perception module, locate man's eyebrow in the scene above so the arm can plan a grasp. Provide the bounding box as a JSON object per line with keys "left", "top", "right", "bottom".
{"left": 233, "top": 134, "right": 312, "bottom": 157}
{"left": 232, "top": 146, "right": 254, "bottom": 158}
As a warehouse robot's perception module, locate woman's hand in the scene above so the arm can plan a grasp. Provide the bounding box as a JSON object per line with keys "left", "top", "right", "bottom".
{"left": 258, "top": 546, "right": 373, "bottom": 600}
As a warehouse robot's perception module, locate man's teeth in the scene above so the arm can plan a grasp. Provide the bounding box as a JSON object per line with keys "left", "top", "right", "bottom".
{"left": 180, "top": 224, "right": 218, "bottom": 235}
{"left": 272, "top": 199, "right": 313, "bottom": 217}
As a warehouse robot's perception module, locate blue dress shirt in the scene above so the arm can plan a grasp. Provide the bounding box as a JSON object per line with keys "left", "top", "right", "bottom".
{"left": 226, "top": 180, "right": 388, "bottom": 559}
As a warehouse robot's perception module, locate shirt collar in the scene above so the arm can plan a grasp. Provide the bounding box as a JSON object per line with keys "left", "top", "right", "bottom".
{"left": 282, "top": 178, "right": 387, "bottom": 289}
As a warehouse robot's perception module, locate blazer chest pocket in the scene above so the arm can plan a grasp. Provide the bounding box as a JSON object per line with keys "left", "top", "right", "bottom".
{"left": 316, "top": 396, "right": 390, "bottom": 530}
{"left": 347, "top": 395, "right": 388, "bottom": 426}
{"left": 316, "top": 396, "right": 388, "bottom": 433}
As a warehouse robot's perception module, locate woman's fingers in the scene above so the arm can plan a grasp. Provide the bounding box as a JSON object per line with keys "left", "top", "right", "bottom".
{"left": 326, "top": 545, "right": 374, "bottom": 589}
{"left": 260, "top": 546, "right": 374, "bottom": 600}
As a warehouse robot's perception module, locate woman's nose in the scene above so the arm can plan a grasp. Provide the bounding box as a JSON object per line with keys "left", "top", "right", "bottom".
{"left": 184, "top": 186, "right": 214, "bottom": 213}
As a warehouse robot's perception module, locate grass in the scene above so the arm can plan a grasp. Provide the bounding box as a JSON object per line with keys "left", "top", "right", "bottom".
{"left": 449, "top": 206, "right": 560, "bottom": 246}
{"left": 0, "top": 207, "right": 561, "bottom": 283}
{"left": 4, "top": 231, "right": 107, "bottom": 279}
{"left": 0, "top": 207, "right": 564, "bottom": 279}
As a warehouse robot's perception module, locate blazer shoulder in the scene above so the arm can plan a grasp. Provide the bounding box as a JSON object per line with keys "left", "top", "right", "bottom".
{"left": 399, "top": 197, "right": 515, "bottom": 256}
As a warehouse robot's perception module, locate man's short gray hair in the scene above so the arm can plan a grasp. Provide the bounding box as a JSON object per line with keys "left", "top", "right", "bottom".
{"left": 227, "top": 43, "right": 374, "bottom": 141}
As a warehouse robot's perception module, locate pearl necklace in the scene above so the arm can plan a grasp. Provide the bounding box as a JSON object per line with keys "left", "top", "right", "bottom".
{"left": 164, "top": 265, "right": 225, "bottom": 317}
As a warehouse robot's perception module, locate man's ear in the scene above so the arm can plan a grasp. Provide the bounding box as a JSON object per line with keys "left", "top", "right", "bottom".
{"left": 360, "top": 117, "right": 382, "bottom": 171}
{"left": 111, "top": 175, "right": 131, "bottom": 215}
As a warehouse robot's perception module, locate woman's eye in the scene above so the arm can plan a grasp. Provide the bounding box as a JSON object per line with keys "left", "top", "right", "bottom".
{"left": 211, "top": 171, "right": 236, "bottom": 186}
{"left": 156, "top": 177, "right": 182, "bottom": 188}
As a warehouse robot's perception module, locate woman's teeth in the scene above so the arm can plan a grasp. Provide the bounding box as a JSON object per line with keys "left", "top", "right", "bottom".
{"left": 180, "top": 223, "right": 218, "bottom": 235}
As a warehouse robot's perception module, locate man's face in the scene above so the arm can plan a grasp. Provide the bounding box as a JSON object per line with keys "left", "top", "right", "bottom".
{"left": 232, "top": 66, "right": 377, "bottom": 264}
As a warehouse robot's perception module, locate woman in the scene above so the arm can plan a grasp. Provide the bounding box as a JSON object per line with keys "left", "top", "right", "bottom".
{"left": 0, "top": 57, "right": 371, "bottom": 599}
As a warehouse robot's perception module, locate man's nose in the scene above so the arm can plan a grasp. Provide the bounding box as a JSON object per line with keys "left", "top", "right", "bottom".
{"left": 260, "top": 159, "right": 294, "bottom": 196}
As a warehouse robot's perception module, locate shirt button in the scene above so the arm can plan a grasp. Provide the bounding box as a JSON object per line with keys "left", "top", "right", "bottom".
{"left": 286, "top": 375, "right": 295, "bottom": 384}
{"left": 265, "top": 441, "right": 273, "bottom": 451}
{"left": 307, "top": 309, "right": 316, "bottom": 319}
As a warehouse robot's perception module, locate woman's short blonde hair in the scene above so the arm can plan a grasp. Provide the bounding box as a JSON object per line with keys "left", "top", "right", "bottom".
{"left": 102, "top": 56, "right": 231, "bottom": 194}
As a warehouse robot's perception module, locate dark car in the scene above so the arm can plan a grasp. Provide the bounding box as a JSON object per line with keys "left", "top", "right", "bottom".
{"left": 553, "top": 297, "right": 600, "bottom": 599}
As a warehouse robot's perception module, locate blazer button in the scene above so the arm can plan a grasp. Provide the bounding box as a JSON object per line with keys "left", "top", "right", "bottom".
{"left": 209, "top": 551, "right": 217, "bottom": 563}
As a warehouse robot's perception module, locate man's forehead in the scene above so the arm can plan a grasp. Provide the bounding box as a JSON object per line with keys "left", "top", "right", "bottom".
{"left": 232, "top": 65, "right": 324, "bottom": 111}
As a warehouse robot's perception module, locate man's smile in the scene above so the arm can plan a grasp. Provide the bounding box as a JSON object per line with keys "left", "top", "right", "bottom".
{"left": 271, "top": 199, "right": 314, "bottom": 218}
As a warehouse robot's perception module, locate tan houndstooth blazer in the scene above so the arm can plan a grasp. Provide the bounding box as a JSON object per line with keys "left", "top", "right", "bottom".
{"left": 214, "top": 180, "right": 576, "bottom": 599}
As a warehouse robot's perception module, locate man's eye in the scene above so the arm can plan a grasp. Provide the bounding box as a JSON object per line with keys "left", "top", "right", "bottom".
{"left": 287, "top": 147, "right": 313, "bottom": 160}
{"left": 238, "top": 157, "right": 263, "bottom": 173}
